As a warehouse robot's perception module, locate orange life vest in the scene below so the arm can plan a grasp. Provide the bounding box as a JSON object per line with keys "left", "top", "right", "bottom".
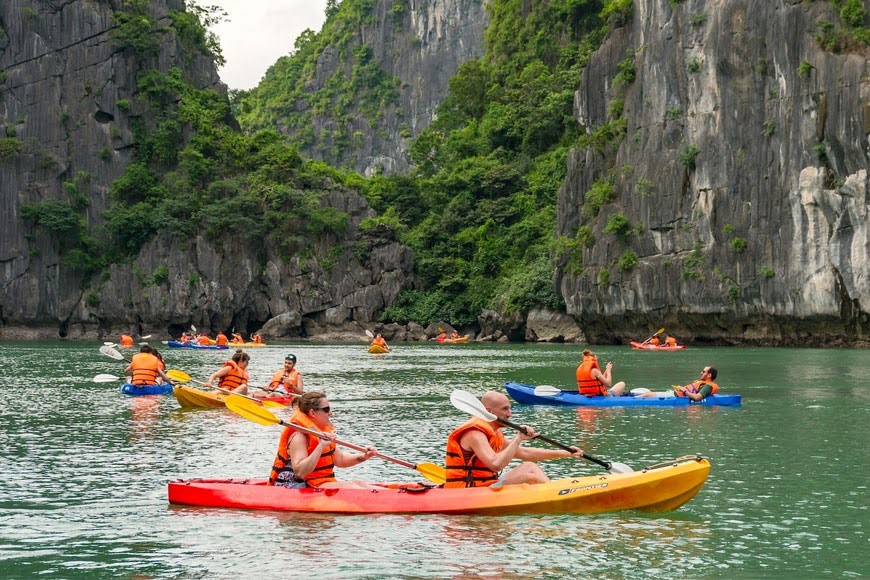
{"left": 675, "top": 379, "right": 719, "bottom": 397}
{"left": 665, "top": 336, "right": 677, "bottom": 346}
{"left": 576, "top": 356, "right": 607, "bottom": 396}
{"left": 129, "top": 352, "right": 160, "bottom": 385}
{"left": 218, "top": 360, "right": 249, "bottom": 390}
{"left": 197, "top": 335, "right": 211, "bottom": 345}
{"left": 650, "top": 337, "right": 660, "bottom": 345}
{"left": 268, "top": 409, "right": 336, "bottom": 487}
{"left": 119, "top": 334, "right": 134, "bottom": 347}
{"left": 269, "top": 368, "right": 300, "bottom": 392}
{"left": 444, "top": 417, "right": 505, "bottom": 488}
{"left": 215, "top": 333, "right": 228, "bottom": 346}
{"left": 373, "top": 337, "right": 387, "bottom": 348}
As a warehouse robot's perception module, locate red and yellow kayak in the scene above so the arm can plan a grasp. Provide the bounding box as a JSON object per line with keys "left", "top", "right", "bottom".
{"left": 168, "top": 455, "right": 709, "bottom": 515}
{"left": 173, "top": 385, "right": 294, "bottom": 408}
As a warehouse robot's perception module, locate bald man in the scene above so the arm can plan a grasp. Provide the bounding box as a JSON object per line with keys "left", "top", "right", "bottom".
{"left": 444, "top": 391, "right": 584, "bottom": 488}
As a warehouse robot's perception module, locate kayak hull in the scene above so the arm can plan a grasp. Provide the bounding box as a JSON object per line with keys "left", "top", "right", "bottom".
{"left": 120, "top": 382, "right": 173, "bottom": 396}
{"left": 368, "top": 344, "right": 389, "bottom": 354}
{"left": 167, "top": 341, "right": 228, "bottom": 350}
{"left": 435, "top": 335, "right": 470, "bottom": 344}
{"left": 505, "top": 381, "right": 741, "bottom": 407}
{"left": 168, "top": 456, "right": 710, "bottom": 515}
{"left": 173, "top": 385, "right": 293, "bottom": 408}
{"left": 630, "top": 341, "right": 685, "bottom": 351}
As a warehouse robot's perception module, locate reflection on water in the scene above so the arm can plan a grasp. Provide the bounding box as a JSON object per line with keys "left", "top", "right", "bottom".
{"left": 1, "top": 341, "right": 868, "bottom": 578}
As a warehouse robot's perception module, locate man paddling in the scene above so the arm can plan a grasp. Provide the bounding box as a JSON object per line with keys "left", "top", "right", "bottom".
{"left": 638, "top": 366, "right": 720, "bottom": 401}
{"left": 444, "top": 391, "right": 583, "bottom": 488}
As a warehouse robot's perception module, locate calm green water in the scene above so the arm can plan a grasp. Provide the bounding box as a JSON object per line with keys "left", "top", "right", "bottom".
{"left": 0, "top": 340, "right": 866, "bottom": 578}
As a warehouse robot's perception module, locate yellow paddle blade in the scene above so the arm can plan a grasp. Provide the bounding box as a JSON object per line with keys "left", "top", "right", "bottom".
{"left": 166, "top": 369, "right": 191, "bottom": 383}
{"left": 416, "top": 462, "right": 446, "bottom": 484}
{"left": 226, "top": 394, "right": 281, "bottom": 426}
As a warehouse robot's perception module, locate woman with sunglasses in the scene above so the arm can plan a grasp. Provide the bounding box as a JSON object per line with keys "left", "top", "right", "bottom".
{"left": 268, "top": 391, "right": 377, "bottom": 489}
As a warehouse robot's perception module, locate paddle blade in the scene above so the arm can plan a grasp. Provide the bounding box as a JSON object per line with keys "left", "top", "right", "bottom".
{"left": 415, "top": 462, "right": 447, "bottom": 484}
{"left": 140, "top": 334, "right": 152, "bottom": 339}
{"left": 609, "top": 462, "right": 634, "bottom": 474}
{"left": 94, "top": 374, "right": 121, "bottom": 383}
{"left": 226, "top": 394, "right": 281, "bottom": 426}
{"left": 99, "top": 345, "right": 125, "bottom": 360}
{"left": 629, "top": 388, "right": 651, "bottom": 395}
{"left": 533, "top": 385, "right": 562, "bottom": 397}
{"left": 166, "top": 369, "right": 192, "bottom": 383}
{"left": 450, "top": 390, "right": 496, "bottom": 421}
{"left": 365, "top": 329, "right": 374, "bottom": 338}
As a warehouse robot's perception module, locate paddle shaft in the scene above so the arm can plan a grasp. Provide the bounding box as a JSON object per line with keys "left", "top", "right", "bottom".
{"left": 640, "top": 328, "right": 665, "bottom": 346}
{"left": 495, "top": 416, "right": 613, "bottom": 470}
{"left": 276, "top": 417, "right": 416, "bottom": 469}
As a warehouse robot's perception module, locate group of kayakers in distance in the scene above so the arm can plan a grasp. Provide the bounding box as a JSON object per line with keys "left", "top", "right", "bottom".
{"left": 174, "top": 330, "right": 264, "bottom": 346}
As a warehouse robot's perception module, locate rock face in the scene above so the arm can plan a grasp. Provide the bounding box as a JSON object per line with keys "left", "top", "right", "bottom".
{"left": 0, "top": 0, "right": 417, "bottom": 339}
{"left": 275, "top": 0, "right": 488, "bottom": 176}
{"left": 556, "top": 0, "right": 870, "bottom": 345}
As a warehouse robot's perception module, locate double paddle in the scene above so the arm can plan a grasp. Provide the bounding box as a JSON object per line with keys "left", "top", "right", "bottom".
{"left": 449, "top": 389, "right": 634, "bottom": 474}
{"left": 225, "top": 394, "right": 446, "bottom": 484}
{"left": 640, "top": 327, "right": 666, "bottom": 346}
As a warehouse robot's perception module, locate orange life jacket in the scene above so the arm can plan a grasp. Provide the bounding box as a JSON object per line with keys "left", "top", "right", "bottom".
{"left": 129, "top": 352, "right": 160, "bottom": 385}
{"left": 218, "top": 360, "right": 249, "bottom": 390}
{"left": 675, "top": 379, "right": 719, "bottom": 397}
{"left": 269, "top": 368, "right": 300, "bottom": 392}
{"left": 197, "top": 335, "right": 211, "bottom": 345}
{"left": 444, "top": 417, "right": 505, "bottom": 488}
{"left": 576, "top": 356, "right": 607, "bottom": 396}
{"left": 180, "top": 334, "right": 191, "bottom": 344}
{"left": 119, "top": 335, "right": 134, "bottom": 347}
{"left": 215, "top": 333, "right": 228, "bottom": 346}
{"left": 665, "top": 336, "right": 677, "bottom": 346}
{"left": 252, "top": 335, "right": 262, "bottom": 344}
{"left": 268, "top": 409, "right": 336, "bottom": 487}
{"left": 650, "top": 337, "right": 660, "bottom": 345}
{"left": 373, "top": 337, "right": 387, "bottom": 348}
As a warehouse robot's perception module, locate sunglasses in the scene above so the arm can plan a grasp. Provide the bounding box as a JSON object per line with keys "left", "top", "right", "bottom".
{"left": 315, "top": 405, "right": 331, "bottom": 413}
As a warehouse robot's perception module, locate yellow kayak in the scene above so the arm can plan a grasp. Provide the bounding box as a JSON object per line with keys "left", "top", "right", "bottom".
{"left": 173, "top": 385, "right": 293, "bottom": 408}
{"left": 368, "top": 344, "right": 389, "bottom": 354}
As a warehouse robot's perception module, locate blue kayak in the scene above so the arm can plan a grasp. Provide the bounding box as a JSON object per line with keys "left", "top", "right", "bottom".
{"left": 120, "top": 382, "right": 174, "bottom": 396}
{"left": 505, "top": 381, "right": 741, "bottom": 407}
{"left": 166, "top": 341, "right": 228, "bottom": 350}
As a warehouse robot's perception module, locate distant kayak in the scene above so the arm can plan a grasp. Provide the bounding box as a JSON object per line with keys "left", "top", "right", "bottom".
{"left": 167, "top": 341, "right": 229, "bottom": 350}
{"left": 435, "top": 335, "right": 470, "bottom": 344}
{"left": 630, "top": 341, "right": 685, "bottom": 351}
{"left": 228, "top": 342, "right": 266, "bottom": 348}
{"left": 368, "top": 344, "right": 389, "bottom": 354}
{"left": 120, "top": 382, "right": 173, "bottom": 396}
{"left": 505, "top": 381, "right": 741, "bottom": 407}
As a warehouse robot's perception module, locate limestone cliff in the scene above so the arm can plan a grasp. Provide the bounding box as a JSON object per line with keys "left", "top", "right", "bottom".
{"left": 557, "top": 0, "right": 870, "bottom": 345}
{"left": 0, "top": 0, "right": 415, "bottom": 339}
{"left": 245, "top": 0, "right": 487, "bottom": 176}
